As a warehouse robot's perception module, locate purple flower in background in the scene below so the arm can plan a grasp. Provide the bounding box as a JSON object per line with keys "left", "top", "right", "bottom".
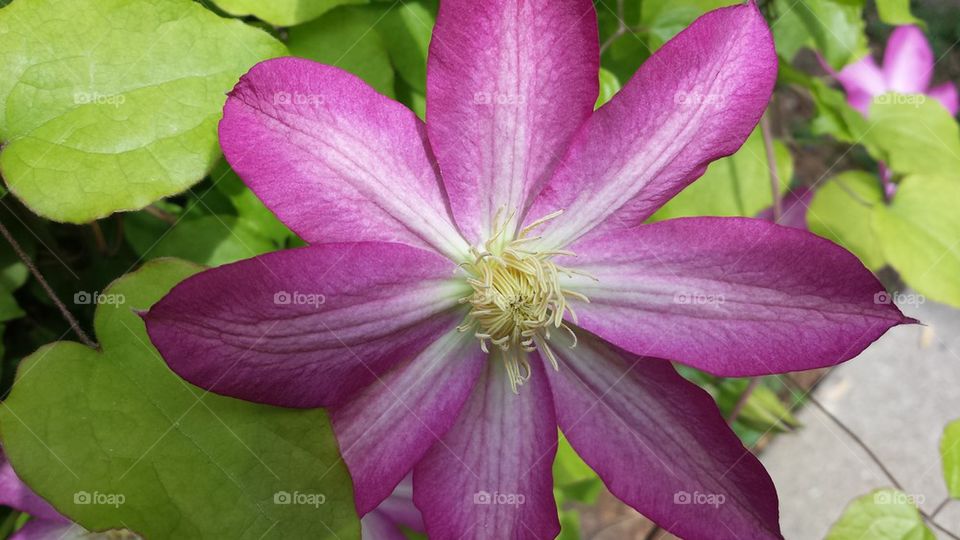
{"left": 836, "top": 25, "right": 958, "bottom": 116}
{"left": 146, "top": 1, "right": 910, "bottom": 538}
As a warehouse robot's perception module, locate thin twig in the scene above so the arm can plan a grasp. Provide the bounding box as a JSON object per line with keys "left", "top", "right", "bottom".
{"left": 727, "top": 377, "right": 762, "bottom": 424}
{"left": 643, "top": 524, "right": 661, "bottom": 540}
{"left": 759, "top": 111, "right": 783, "bottom": 223}
{"left": 0, "top": 220, "right": 98, "bottom": 349}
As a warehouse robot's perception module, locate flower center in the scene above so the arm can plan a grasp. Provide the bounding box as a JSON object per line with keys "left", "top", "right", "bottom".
{"left": 457, "top": 210, "right": 591, "bottom": 393}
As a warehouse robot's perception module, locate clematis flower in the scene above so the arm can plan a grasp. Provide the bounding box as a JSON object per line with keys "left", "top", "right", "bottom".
{"left": 836, "top": 25, "right": 958, "bottom": 116}
{"left": 146, "top": 2, "right": 910, "bottom": 538}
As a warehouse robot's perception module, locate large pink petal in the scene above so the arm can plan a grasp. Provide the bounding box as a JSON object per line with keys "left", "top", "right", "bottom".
{"left": 542, "top": 328, "right": 781, "bottom": 539}
{"left": 928, "top": 82, "right": 959, "bottom": 116}
{"left": 332, "top": 327, "right": 485, "bottom": 514}
{"left": 882, "top": 26, "right": 934, "bottom": 95}
{"left": 220, "top": 57, "right": 469, "bottom": 260}
{"left": 145, "top": 242, "right": 468, "bottom": 408}
{"left": 561, "top": 217, "right": 912, "bottom": 376}
{"left": 523, "top": 4, "right": 776, "bottom": 249}
{"left": 835, "top": 55, "right": 886, "bottom": 116}
{"left": 413, "top": 358, "right": 558, "bottom": 539}
{"left": 426, "top": 0, "right": 599, "bottom": 243}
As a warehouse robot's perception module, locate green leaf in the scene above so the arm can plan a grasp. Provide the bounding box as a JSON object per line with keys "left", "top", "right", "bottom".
{"left": 210, "top": 0, "right": 365, "bottom": 26}
{"left": 0, "top": 259, "right": 359, "bottom": 539}
{"left": 771, "top": 0, "right": 814, "bottom": 61}
{"left": 288, "top": 6, "right": 395, "bottom": 98}
{"left": 718, "top": 381, "right": 800, "bottom": 434}
{"left": 780, "top": 64, "right": 870, "bottom": 143}
{"left": 790, "top": 0, "right": 868, "bottom": 70}
{"left": 875, "top": 0, "right": 922, "bottom": 25}
{"left": 866, "top": 96, "right": 960, "bottom": 178}
{"left": 0, "top": 0, "right": 286, "bottom": 223}
{"left": 211, "top": 160, "right": 295, "bottom": 245}
{"left": 826, "top": 489, "right": 934, "bottom": 540}
{"left": 553, "top": 436, "right": 602, "bottom": 504}
{"left": 872, "top": 175, "right": 960, "bottom": 307}
{"left": 376, "top": 0, "right": 435, "bottom": 94}
{"left": 0, "top": 218, "right": 33, "bottom": 322}
{"left": 651, "top": 128, "right": 792, "bottom": 220}
{"left": 126, "top": 214, "right": 279, "bottom": 267}
{"left": 942, "top": 418, "right": 960, "bottom": 499}
{"left": 807, "top": 171, "right": 886, "bottom": 270}
{"left": 641, "top": 0, "right": 740, "bottom": 51}
{"left": 596, "top": 68, "right": 621, "bottom": 109}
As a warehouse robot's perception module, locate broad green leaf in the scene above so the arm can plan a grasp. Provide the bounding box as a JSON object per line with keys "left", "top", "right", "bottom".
{"left": 943, "top": 419, "right": 960, "bottom": 498}
{"left": 210, "top": 0, "right": 365, "bottom": 26}
{"left": 596, "top": 68, "right": 621, "bottom": 109}
{"left": 651, "top": 128, "right": 792, "bottom": 221}
{"left": 790, "top": 0, "right": 868, "bottom": 70}
{"left": 0, "top": 259, "right": 359, "bottom": 539}
{"left": 826, "top": 489, "right": 934, "bottom": 540}
{"left": 288, "top": 6, "right": 395, "bottom": 98}
{"left": 0, "top": 0, "right": 286, "bottom": 223}
{"left": 866, "top": 96, "right": 960, "bottom": 178}
{"left": 872, "top": 175, "right": 960, "bottom": 307}
{"left": 875, "top": 0, "right": 922, "bottom": 25}
{"left": 808, "top": 171, "right": 886, "bottom": 270}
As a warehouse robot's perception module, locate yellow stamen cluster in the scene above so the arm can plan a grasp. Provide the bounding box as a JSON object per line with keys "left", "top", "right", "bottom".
{"left": 457, "top": 210, "right": 591, "bottom": 393}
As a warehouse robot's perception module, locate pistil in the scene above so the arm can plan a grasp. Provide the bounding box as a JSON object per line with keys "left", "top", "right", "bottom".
{"left": 458, "top": 210, "right": 592, "bottom": 393}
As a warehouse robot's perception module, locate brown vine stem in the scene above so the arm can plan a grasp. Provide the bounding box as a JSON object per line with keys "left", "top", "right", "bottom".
{"left": 0, "top": 220, "right": 98, "bottom": 349}
{"left": 782, "top": 374, "right": 960, "bottom": 540}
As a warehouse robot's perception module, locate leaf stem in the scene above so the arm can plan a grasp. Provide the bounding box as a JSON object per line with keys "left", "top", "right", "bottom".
{"left": 0, "top": 220, "right": 98, "bottom": 349}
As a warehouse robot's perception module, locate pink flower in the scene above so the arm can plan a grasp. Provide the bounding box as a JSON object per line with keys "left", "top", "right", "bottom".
{"left": 146, "top": 2, "right": 910, "bottom": 538}
{"left": 836, "top": 26, "right": 958, "bottom": 116}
